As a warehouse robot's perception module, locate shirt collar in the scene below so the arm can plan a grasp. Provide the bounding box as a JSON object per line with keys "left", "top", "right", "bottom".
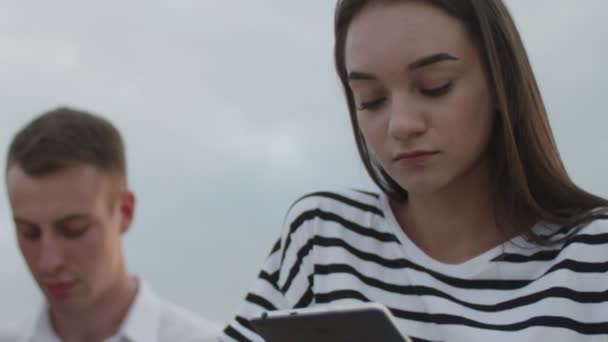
{"left": 116, "top": 279, "right": 162, "bottom": 342}
{"left": 27, "top": 278, "right": 162, "bottom": 342}
{"left": 27, "top": 305, "right": 61, "bottom": 342}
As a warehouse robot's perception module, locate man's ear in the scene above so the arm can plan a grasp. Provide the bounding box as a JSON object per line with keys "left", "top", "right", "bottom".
{"left": 118, "top": 191, "right": 136, "bottom": 234}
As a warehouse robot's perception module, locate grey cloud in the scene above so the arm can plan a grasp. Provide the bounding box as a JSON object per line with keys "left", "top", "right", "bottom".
{"left": 0, "top": 0, "right": 606, "bottom": 325}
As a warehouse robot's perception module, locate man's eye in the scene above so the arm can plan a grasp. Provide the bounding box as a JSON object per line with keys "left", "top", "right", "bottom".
{"left": 17, "top": 227, "right": 41, "bottom": 241}
{"left": 357, "top": 97, "right": 386, "bottom": 111}
{"left": 61, "top": 226, "right": 90, "bottom": 239}
{"left": 420, "top": 82, "right": 452, "bottom": 97}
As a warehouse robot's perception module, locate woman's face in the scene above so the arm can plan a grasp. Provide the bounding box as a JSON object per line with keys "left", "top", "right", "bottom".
{"left": 345, "top": 1, "right": 495, "bottom": 196}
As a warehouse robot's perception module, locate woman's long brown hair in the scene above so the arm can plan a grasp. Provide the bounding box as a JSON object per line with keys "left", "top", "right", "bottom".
{"left": 334, "top": 0, "right": 608, "bottom": 244}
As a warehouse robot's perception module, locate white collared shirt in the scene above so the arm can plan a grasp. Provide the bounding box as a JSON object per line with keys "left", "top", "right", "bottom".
{"left": 0, "top": 280, "right": 222, "bottom": 342}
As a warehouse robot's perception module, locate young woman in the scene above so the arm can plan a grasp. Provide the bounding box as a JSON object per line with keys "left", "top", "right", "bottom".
{"left": 223, "top": 1, "right": 608, "bottom": 341}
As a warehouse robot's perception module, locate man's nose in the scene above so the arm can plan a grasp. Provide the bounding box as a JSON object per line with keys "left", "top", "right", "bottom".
{"left": 38, "top": 236, "right": 66, "bottom": 275}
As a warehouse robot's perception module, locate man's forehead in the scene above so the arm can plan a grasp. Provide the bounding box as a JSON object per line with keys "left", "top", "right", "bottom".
{"left": 14, "top": 212, "right": 94, "bottom": 227}
{"left": 7, "top": 164, "right": 117, "bottom": 221}
{"left": 7, "top": 163, "right": 114, "bottom": 189}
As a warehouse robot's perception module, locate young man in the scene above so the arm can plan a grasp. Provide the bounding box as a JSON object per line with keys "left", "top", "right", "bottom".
{"left": 0, "top": 108, "right": 220, "bottom": 342}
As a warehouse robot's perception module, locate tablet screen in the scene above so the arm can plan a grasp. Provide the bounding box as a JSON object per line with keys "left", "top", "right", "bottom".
{"left": 250, "top": 303, "right": 411, "bottom": 342}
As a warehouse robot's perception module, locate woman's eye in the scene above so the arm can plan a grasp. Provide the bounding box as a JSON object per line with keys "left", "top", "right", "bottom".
{"left": 421, "top": 82, "right": 452, "bottom": 97}
{"left": 357, "top": 97, "right": 386, "bottom": 111}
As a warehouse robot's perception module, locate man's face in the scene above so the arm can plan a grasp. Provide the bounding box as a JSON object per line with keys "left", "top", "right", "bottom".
{"left": 6, "top": 164, "right": 134, "bottom": 312}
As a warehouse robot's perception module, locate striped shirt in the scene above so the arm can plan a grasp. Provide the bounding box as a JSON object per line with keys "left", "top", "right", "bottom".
{"left": 222, "top": 189, "right": 608, "bottom": 342}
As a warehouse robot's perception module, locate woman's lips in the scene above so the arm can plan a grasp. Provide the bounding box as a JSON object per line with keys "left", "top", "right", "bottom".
{"left": 394, "top": 150, "right": 439, "bottom": 165}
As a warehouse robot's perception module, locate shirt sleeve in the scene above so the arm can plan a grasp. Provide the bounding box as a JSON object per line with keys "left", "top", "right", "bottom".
{"left": 221, "top": 198, "right": 318, "bottom": 341}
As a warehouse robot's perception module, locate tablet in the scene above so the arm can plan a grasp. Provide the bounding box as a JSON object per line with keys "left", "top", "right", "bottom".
{"left": 250, "top": 302, "right": 412, "bottom": 342}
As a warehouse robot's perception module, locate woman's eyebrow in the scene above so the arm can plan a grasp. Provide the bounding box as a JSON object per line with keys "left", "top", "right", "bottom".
{"left": 348, "top": 52, "right": 459, "bottom": 81}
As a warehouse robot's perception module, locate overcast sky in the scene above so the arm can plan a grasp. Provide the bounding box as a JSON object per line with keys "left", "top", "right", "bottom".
{"left": 0, "top": 0, "right": 606, "bottom": 326}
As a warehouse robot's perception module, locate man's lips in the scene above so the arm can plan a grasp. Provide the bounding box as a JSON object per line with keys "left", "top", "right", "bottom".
{"left": 45, "top": 281, "right": 76, "bottom": 297}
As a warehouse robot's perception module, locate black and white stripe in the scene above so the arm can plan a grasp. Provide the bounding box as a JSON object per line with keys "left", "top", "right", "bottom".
{"left": 222, "top": 189, "right": 608, "bottom": 342}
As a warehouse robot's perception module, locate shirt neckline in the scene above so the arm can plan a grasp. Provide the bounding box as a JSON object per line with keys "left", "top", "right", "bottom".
{"left": 30, "top": 277, "right": 161, "bottom": 342}
{"left": 378, "top": 193, "right": 520, "bottom": 278}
